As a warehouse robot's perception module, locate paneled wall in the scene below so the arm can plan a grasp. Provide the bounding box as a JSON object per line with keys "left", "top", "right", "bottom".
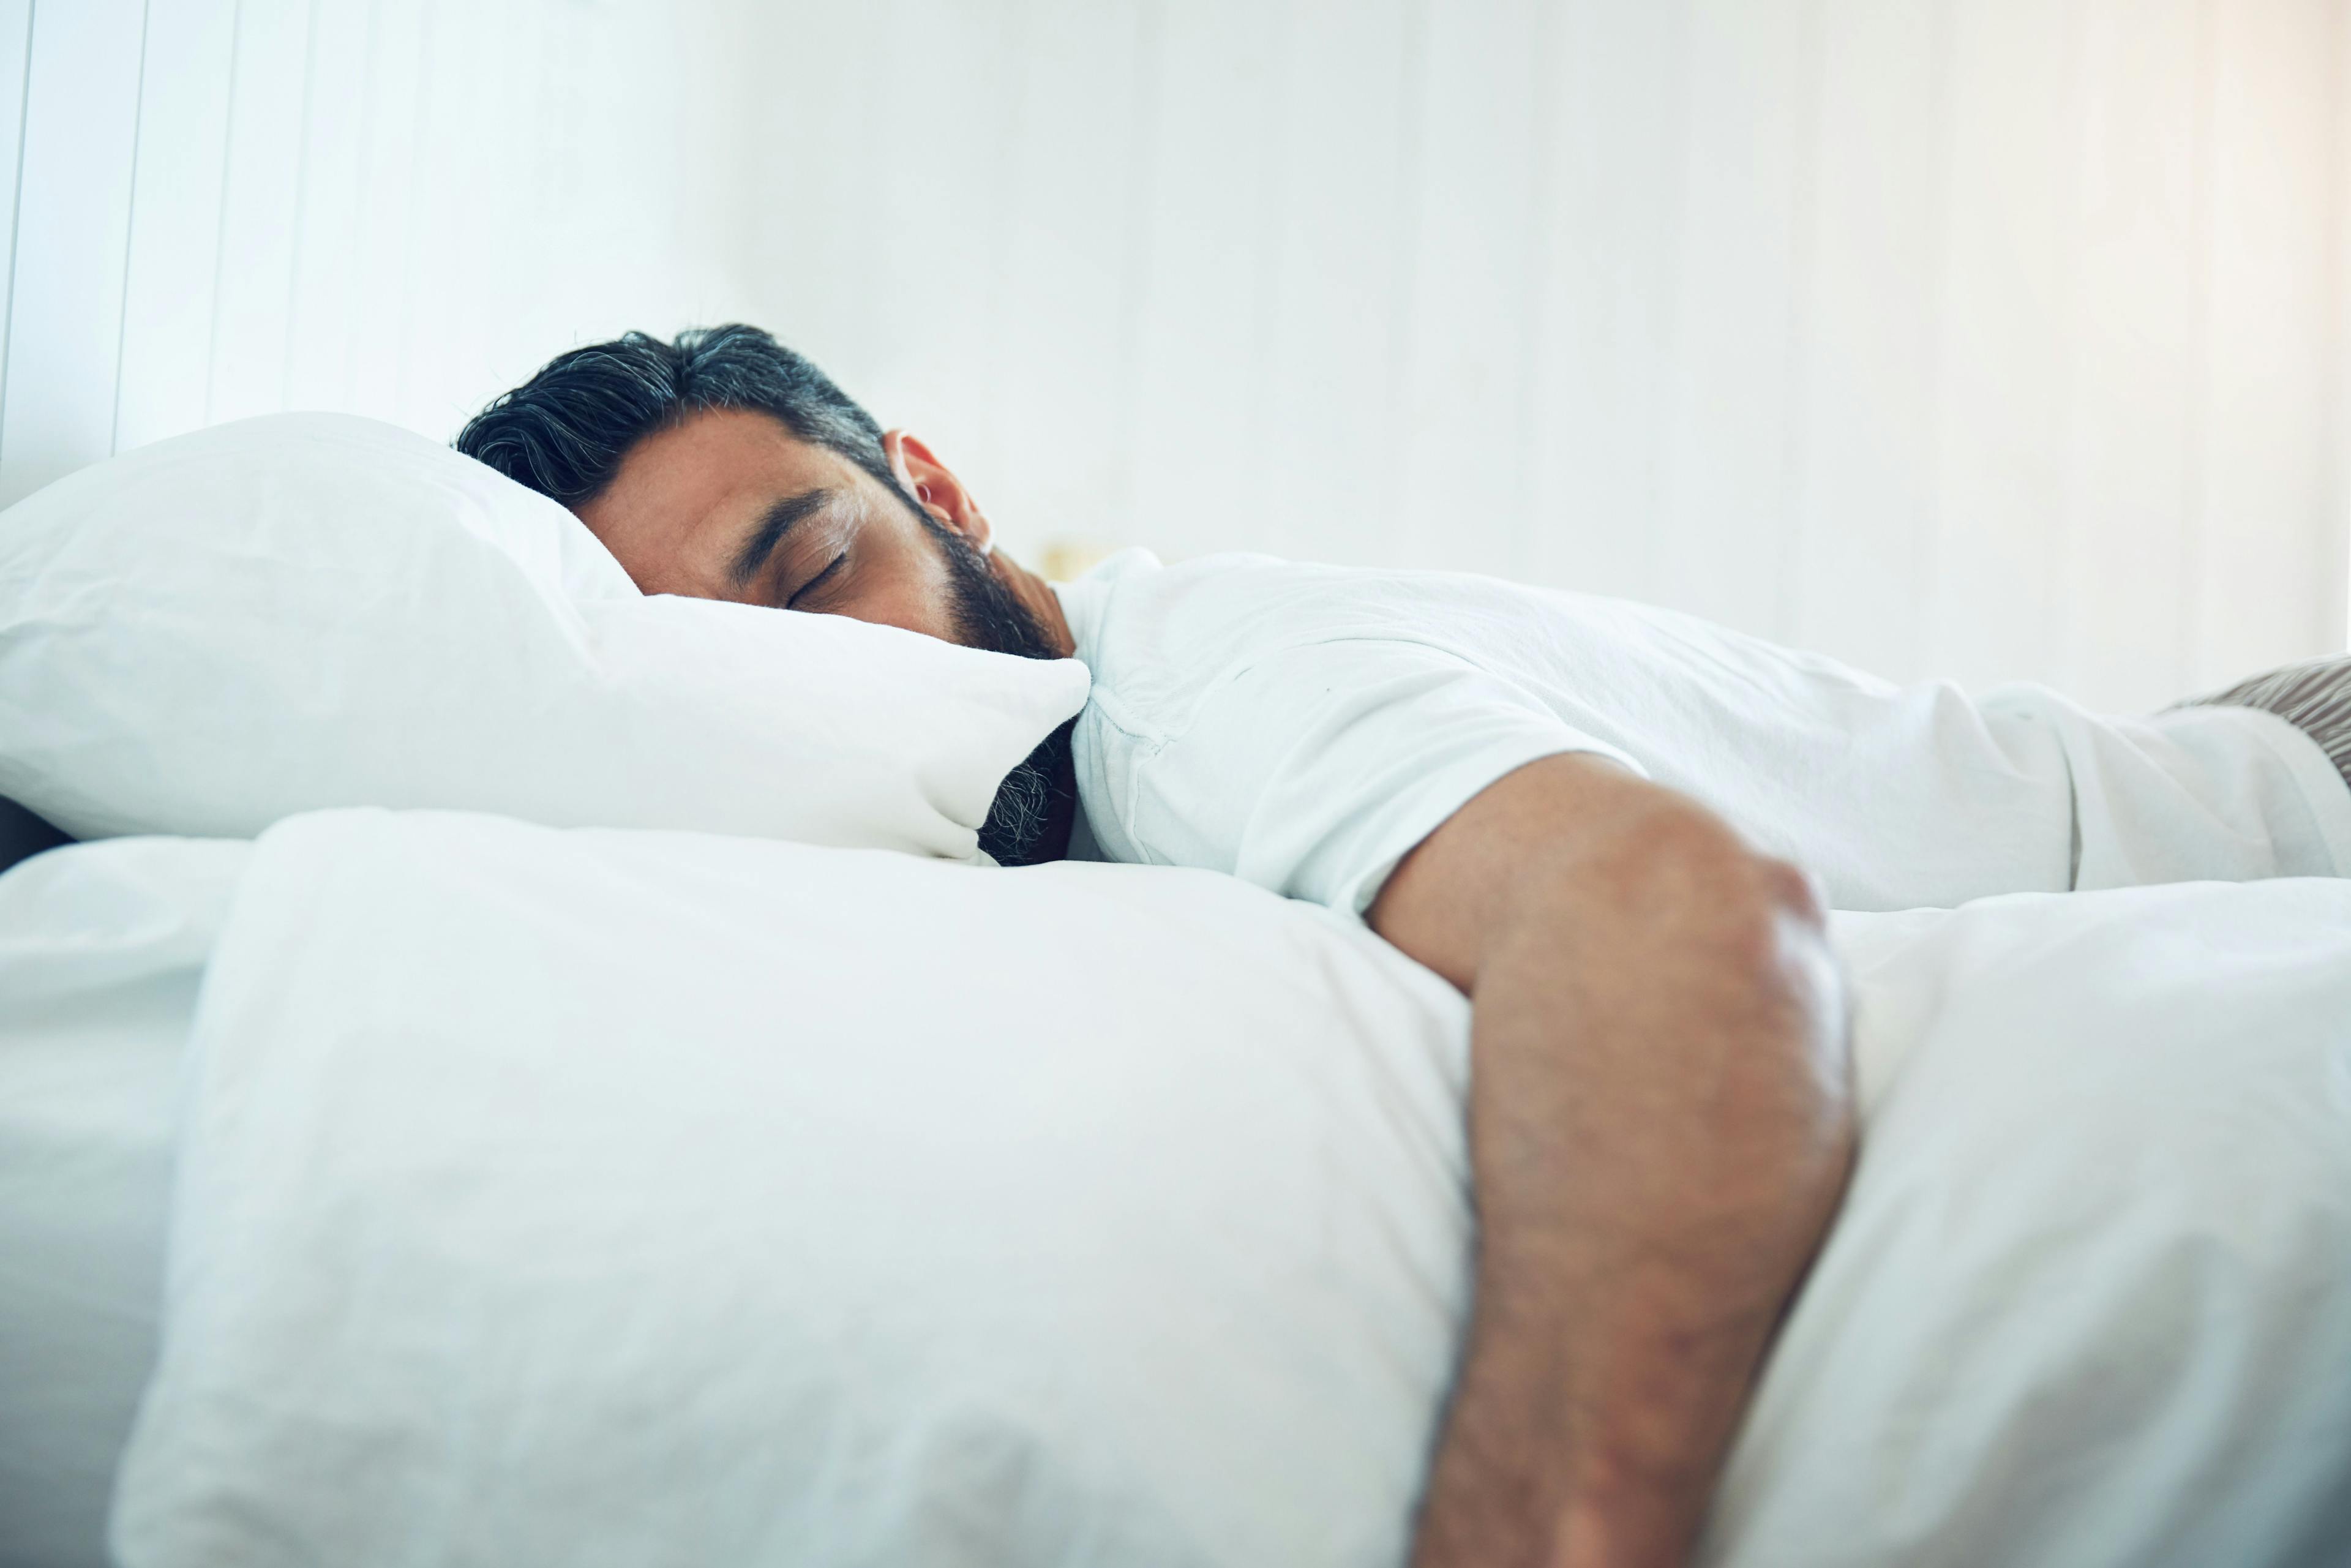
{"left": 744, "top": 0, "right": 2351, "bottom": 708}
{"left": 2, "top": 1, "right": 2345, "bottom": 711}
{"left": 0, "top": 0, "right": 759, "bottom": 513}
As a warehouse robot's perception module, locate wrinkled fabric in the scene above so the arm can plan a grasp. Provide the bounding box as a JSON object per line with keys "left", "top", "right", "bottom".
{"left": 1057, "top": 551, "right": 2351, "bottom": 913}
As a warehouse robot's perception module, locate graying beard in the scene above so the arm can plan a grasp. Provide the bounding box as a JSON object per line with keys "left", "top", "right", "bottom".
{"left": 977, "top": 719, "right": 1073, "bottom": 866}
{"left": 980, "top": 756, "right": 1051, "bottom": 864}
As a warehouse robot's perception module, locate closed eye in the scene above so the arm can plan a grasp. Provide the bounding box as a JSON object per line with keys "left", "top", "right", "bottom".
{"left": 729, "top": 487, "right": 833, "bottom": 589}
{"left": 787, "top": 553, "right": 848, "bottom": 610}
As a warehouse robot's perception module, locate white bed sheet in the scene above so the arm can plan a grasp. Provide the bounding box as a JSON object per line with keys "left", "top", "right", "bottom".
{"left": 0, "top": 836, "right": 247, "bottom": 1568}
{"left": 1711, "top": 883, "right": 2351, "bottom": 1566}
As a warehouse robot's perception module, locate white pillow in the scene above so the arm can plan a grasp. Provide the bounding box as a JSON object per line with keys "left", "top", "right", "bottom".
{"left": 0, "top": 415, "right": 1088, "bottom": 858}
{"left": 113, "top": 809, "right": 2351, "bottom": 1567}
{"left": 113, "top": 808, "right": 1474, "bottom": 1567}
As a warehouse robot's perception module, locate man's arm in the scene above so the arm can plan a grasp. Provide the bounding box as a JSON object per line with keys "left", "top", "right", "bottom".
{"left": 1369, "top": 753, "right": 1853, "bottom": 1568}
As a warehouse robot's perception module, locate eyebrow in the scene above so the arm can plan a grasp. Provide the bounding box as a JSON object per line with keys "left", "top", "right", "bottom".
{"left": 726, "top": 487, "right": 834, "bottom": 588}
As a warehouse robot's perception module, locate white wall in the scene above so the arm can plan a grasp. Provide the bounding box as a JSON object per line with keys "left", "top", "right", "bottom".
{"left": 0, "top": 0, "right": 760, "bottom": 512}
{"left": 742, "top": 0, "right": 2351, "bottom": 709}
{"left": 2, "top": 1, "right": 2344, "bottom": 711}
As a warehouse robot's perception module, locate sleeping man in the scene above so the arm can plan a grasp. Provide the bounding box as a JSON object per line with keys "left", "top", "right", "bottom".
{"left": 457, "top": 325, "right": 2351, "bottom": 1568}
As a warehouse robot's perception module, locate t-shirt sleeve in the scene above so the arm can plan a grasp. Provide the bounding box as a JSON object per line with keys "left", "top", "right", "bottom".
{"left": 1113, "top": 637, "right": 1643, "bottom": 918}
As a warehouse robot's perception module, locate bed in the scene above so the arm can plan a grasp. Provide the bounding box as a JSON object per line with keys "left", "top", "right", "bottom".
{"left": 2, "top": 416, "right": 2347, "bottom": 1566}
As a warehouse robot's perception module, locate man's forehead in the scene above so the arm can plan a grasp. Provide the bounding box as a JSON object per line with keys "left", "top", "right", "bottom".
{"left": 574, "top": 408, "right": 844, "bottom": 594}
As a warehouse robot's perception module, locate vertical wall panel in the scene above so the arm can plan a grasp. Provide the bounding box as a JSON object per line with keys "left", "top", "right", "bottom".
{"left": 2193, "top": 0, "right": 2338, "bottom": 688}
{"left": 1125, "top": 0, "right": 1286, "bottom": 563}
{"left": 283, "top": 0, "right": 373, "bottom": 411}
{"left": 1925, "top": 0, "right": 2084, "bottom": 691}
{"left": 1255, "top": 0, "right": 1415, "bottom": 567}
{"left": 206, "top": 0, "right": 312, "bottom": 424}
{"left": 1657, "top": 0, "right": 1810, "bottom": 640}
{"left": 2058, "top": 0, "right": 2204, "bottom": 711}
{"left": 469, "top": 0, "right": 529, "bottom": 405}
{"left": 986, "top": 0, "right": 1150, "bottom": 548}
{"left": 2336, "top": 0, "right": 2351, "bottom": 654}
{"left": 859, "top": 0, "right": 1022, "bottom": 516}
{"left": 490, "top": 0, "right": 564, "bottom": 392}
{"left": 386, "top": 0, "right": 454, "bottom": 427}
{"left": 489, "top": 0, "right": 555, "bottom": 405}
{"left": 344, "top": 0, "right": 421, "bottom": 424}
{"left": 457, "top": 0, "right": 523, "bottom": 429}
{"left": 0, "top": 0, "right": 31, "bottom": 469}
{"left": 1785, "top": 0, "right": 1949, "bottom": 678}
{"left": 1526, "top": 0, "right": 1693, "bottom": 603}
{"left": 658, "top": 0, "right": 761, "bottom": 332}
{"left": 500, "top": 0, "right": 558, "bottom": 369}
{"left": 1392, "top": 0, "right": 1542, "bottom": 577}
{"left": 0, "top": 0, "right": 146, "bottom": 508}
{"left": 394, "top": 0, "right": 479, "bottom": 436}
{"left": 740, "top": 1, "right": 882, "bottom": 383}
{"left": 113, "top": 0, "right": 238, "bottom": 453}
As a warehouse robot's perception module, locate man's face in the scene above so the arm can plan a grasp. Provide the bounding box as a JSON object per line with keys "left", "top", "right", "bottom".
{"left": 574, "top": 408, "right": 1065, "bottom": 661}
{"left": 573, "top": 406, "right": 1076, "bottom": 866}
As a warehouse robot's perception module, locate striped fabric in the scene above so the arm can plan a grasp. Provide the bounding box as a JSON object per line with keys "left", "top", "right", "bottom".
{"left": 2180, "top": 655, "right": 2351, "bottom": 790}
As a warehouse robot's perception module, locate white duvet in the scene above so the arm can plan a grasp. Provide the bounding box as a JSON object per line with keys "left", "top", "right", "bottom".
{"left": 110, "top": 810, "right": 2351, "bottom": 1567}
{"left": 0, "top": 836, "right": 246, "bottom": 1568}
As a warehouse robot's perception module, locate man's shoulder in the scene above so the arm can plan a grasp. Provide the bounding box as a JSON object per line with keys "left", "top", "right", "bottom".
{"left": 1084, "top": 550, "right": 1567, "bottom": 654}
{"left": 1063, "top": 552, "right": 1307, "bottom": 747}
{"left": 1067, "top": 552, "right": 1594, "bottom": 756}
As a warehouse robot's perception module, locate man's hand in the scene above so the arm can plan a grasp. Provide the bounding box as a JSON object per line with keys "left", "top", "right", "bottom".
{"left": 1368, "top": 754, "right": 1854, "bottom": 1568}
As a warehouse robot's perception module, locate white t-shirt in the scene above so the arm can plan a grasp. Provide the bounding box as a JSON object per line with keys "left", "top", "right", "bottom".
{"left": 1054, "top": 550, "right": 2351, "bottom": 916}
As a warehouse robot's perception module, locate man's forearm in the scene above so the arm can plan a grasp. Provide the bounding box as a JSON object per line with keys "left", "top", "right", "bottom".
{"left": 1371, "top": 760, "right": 1853, "bottom": 1567}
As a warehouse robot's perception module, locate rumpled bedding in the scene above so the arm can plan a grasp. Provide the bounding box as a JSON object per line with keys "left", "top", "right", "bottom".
{"left": 102, "top": 808, "right": 2351, "bottom": 1567}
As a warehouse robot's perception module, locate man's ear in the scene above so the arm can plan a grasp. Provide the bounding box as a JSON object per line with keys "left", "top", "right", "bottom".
{"left": 882, "top": 430, "right": 992, "bottom": 555}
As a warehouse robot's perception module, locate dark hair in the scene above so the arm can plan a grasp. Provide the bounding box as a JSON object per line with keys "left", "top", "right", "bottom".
{"left": 455, "top": 324, "right": 895, "bottom": 505}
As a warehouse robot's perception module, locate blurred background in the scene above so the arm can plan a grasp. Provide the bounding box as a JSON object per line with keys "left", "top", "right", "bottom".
{"left": 3, "top": 0, "right": 2345, "bottom": 710}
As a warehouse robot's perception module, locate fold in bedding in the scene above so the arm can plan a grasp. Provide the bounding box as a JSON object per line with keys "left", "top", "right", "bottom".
{"left": 0, "top": 836, "right": 250, "bottom": 1568}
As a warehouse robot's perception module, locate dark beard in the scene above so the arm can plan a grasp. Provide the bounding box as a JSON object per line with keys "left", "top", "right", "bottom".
{"left": 920, "top": 516, "right": 1077, "bottom": 867}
